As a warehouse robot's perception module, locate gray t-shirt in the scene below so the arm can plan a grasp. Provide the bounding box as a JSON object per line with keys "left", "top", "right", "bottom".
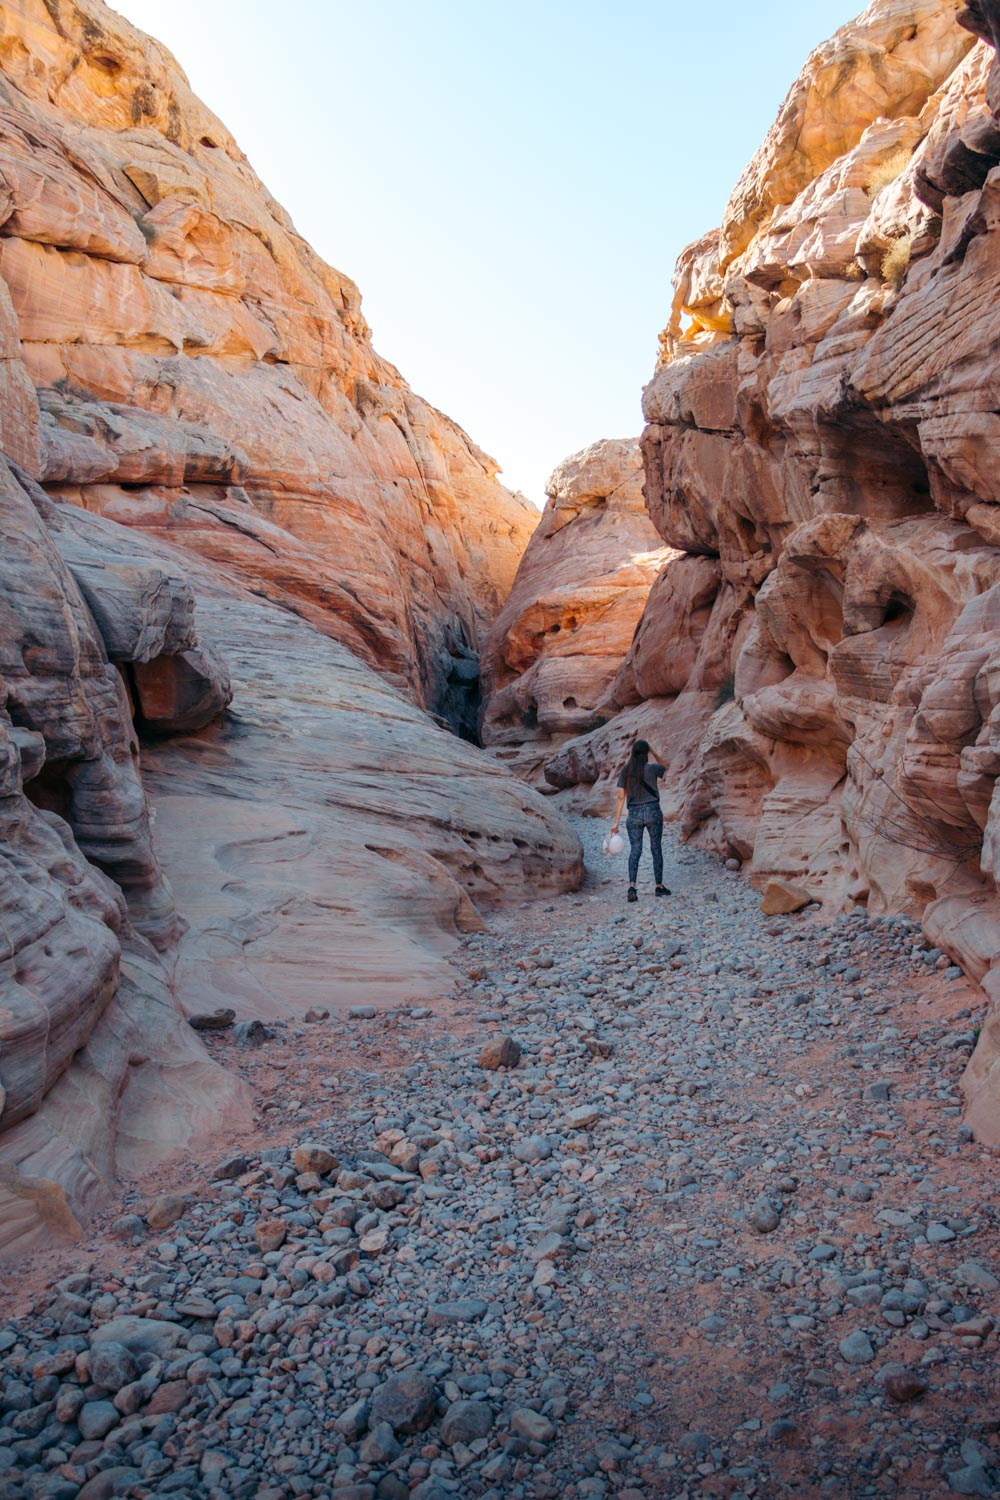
{"left": 617, "top": 761, "right": 665, "bottom": 807}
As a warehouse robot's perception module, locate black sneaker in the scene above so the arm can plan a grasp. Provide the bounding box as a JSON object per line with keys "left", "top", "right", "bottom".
{"left": 655, "top": 885, "right": 671, "bottom": 897}
{"left": 627, "top": 887, "right": 638, "bottom": 903}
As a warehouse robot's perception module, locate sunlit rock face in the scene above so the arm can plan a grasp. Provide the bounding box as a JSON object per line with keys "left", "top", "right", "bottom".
{"left": 0, "top": 0, "right": 538, "bottom": 732}
{"left": 541, "top": 0, "right": 1000, "bottom": 1134}
{"left": 0, "top": 0, "right": 583, "bottom": 1257}
{"left": 479, "top": 438, "right": 675, "bottom": 782}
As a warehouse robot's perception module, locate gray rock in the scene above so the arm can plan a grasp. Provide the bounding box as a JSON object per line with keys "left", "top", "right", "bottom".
{"left": 839, "top": 1330, "right": 875, "bottom": 1365}
{"left": 425, "top": 1299, "right": 487, "bottom": 1326}
{"left": 77, "top": 1399, "right": 120, "bottom": 1440}
{"left": 211, "top": 1153, "right": 250, "bottom": 1180}
{"left": 370, "top": 1370, "right": 437, "bottom": 1434}
{"left": 441, "top": 1399, "right": 494, "bottom": 1446}
{"left": 478, "top": 1035, "right": 521, "bottom": 1069}
{"left": 948, "top": 1467, "right": 994, "bottom": 1497}
{"left": 751, "top": 1198, "right": 780, "bottom": 1234}
{"left": 88, "top": 1342, "right": 137, "bottom": 1392}
{"left": 91, "top": 1317, "right": 186, "bottom": 1358}
{"left": 513, "top": 1135, "right": 552, "bottom": 1164}
{"left": 333, "top": 1398, "right": 370, "bottom": 1440}
{"left": 510, "top": 1407, "right": 555, "bottom": 1442}
{"left": 956, "top": 1261, "right": 1000, "bottom": 1292}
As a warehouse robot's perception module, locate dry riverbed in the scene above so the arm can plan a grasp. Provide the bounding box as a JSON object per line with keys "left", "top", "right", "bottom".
{"left": 1, "top": 818, "right": 998, "bottom": 1500}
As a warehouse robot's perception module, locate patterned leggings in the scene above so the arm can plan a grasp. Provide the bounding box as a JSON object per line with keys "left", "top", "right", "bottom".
{"left": 627, "top": 803, "right": 664, "bottom": 885}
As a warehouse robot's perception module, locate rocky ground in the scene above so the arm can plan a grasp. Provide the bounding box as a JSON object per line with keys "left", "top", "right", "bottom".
{"left": 1, "top": 817, "right": 998, "bottom": 1500}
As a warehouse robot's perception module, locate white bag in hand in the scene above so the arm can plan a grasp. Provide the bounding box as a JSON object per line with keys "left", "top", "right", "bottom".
{"left": 603, "top": 831, "right": 625, "bottom": 856}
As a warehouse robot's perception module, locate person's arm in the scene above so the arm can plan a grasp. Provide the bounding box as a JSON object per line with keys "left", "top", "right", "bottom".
{"left": 612, "top": 786, "right": 626, "bottom": 832}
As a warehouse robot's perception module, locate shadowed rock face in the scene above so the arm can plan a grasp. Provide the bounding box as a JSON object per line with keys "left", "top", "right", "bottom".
{"left": 0, "top": 0, "right": 584, "bottom": 1258}
{"left": 479, "top": 439, "right": 674, "bottom": 782}
{"left": 537, "top": 0, "right": 1000, "bottom": 1136}
{"left": 0, "top": 0, "right": 538, "bottom": 729}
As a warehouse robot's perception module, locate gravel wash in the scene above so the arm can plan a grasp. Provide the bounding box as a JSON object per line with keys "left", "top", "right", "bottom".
{"left": 1, "top": 817, "right": 998, "bottom": 1500}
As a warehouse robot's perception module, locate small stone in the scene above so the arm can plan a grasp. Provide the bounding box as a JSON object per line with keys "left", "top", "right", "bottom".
{"left": 848, "top": 1182, "right": 873, "bottom": 1203}
{"left": 92, "top": 1317, "right": 186, "bottom": 1357}
{"left": 760, "top": 880, "right": 810, "bottom": 915}
{"left": 751, "top": 1198, "right": 780, "bottom": 1234}
{"left": 478, "top": 1035, "right": 521, "bottom": 1070}
{"left": 145, "top": 1194, "right": 188, "bottom": 1231}
{"left": 883, "top": 1370, "right": 928, "bottom": 1402}
{"left": 333, "top": 1398, "right": 370, "bottom": 1440}
{"left": 927, "top": 1222, "right": 956, "bottom": 1244}
{"left": 839, "top": 1330, "right": 875, "bottom": 1365}
{"left": 949, "top": 1467, "right": 994, "bottom": 1497}
{"left": 359, "top": 1419, "right": 401, "bottom": 1465}
{"left": 188, "top": 1008, "right": 235, "bottom": 1030}
{"left": 78, "top": 1400, "right": 120, "bottom": 1440}
{"left": 255, "top": 1218, "right": 288, "bottom": 1253}
{"left": 109, "top": 1214, "right": 144, "bottom": 1241}
{"left": 529, "top": 1232, "right": 567, "bottom": 1262}
{"left": 211, "top": 1153, "right": 250, "bottom": 1181}
{"left": 426, "top": 1299, "right": 487, "bottom": 1326}
{"left": 293, "top": 1142, "right": 339, "bottom": 1175}
{"left": 566, "top": 1104, "right": 601, "bottom": 1130}
{"left": 510, "top": 1408, "right": 555, "bottom": 1443}
{"left": 233, "top": 1018, "right": 270, "bottom": 1048}
{"left": 441, "top": 1400, "right": 493, "bottom": 1446}
{"left": 513, "top": 1134, "right": 552, "bottom": 1164}
{"left": 349, "top": 1005, "right": 377, "bottom": 1019}
{"left": 305, "top": 1006, "right": 330, "bottom": 1022}
{"left": 370, "top": 1371, "right": 437, "bottom": 1434}
{"left": 956, "top": 1261, "right": 1000, "bottom": 1292}
{"left": 89, "top": 1343, "right": 137, "bottom": 1392}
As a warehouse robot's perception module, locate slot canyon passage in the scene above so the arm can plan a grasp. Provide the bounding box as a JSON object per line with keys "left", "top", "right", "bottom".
{"left": 2, "top": 0, "right": 1000, "bottom": 1497}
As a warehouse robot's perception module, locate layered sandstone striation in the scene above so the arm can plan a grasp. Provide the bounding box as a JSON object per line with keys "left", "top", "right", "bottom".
{"left": 479, "top": 439, "right": 674, "bottom": 781}
{"left": 0, "top": 0, "right": 538, "bottom": 735}
{"left": 523, "top": 0, "right": 1000, "bottom": 1136}
{"left": 0, "top": 0, "right": 583, "bottom": 1257}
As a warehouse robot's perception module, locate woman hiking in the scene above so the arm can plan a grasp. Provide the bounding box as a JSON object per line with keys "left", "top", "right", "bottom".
{"left": 611, "top": 738, "right": 670, "bottom": 903}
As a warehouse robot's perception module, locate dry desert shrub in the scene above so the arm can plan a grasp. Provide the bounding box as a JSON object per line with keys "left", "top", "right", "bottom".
{"left": 882, "top": 232, "right": 915, "bottom": 291}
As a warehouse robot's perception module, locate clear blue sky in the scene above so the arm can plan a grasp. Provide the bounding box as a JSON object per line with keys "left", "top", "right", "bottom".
{"left": 115, "top": 0, "right": 855, "bottom": 504}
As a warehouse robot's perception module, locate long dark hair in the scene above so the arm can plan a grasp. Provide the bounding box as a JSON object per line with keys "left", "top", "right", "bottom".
{"left": 624, "top": 739, "right": 650, "bottom": 801}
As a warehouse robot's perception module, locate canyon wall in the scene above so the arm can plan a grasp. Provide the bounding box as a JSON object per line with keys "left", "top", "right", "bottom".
{"left": 480, "top": 438, "right": 674, "bottom": 782}
{"left": 0, "top": 0, "right": 583, "bottom": 1258}
{"left": 0, "top": 0, "right": 539, "bottom": 735}
{"left": 484, "top": 0, "right": 1000, "bottom": 1136}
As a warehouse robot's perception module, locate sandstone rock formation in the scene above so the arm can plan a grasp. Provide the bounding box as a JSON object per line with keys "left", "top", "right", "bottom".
{"left": 0, "top": 0, "right": 583, "bottom": 1258}
{"left": 529, "top": 0, "right": 1000, "bottom": 1137}
{"left": 480, "top": 439, "right": 673, "bottom": 780}
{"left": 0, "top": 0, "right": 538, "bottom": 735}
